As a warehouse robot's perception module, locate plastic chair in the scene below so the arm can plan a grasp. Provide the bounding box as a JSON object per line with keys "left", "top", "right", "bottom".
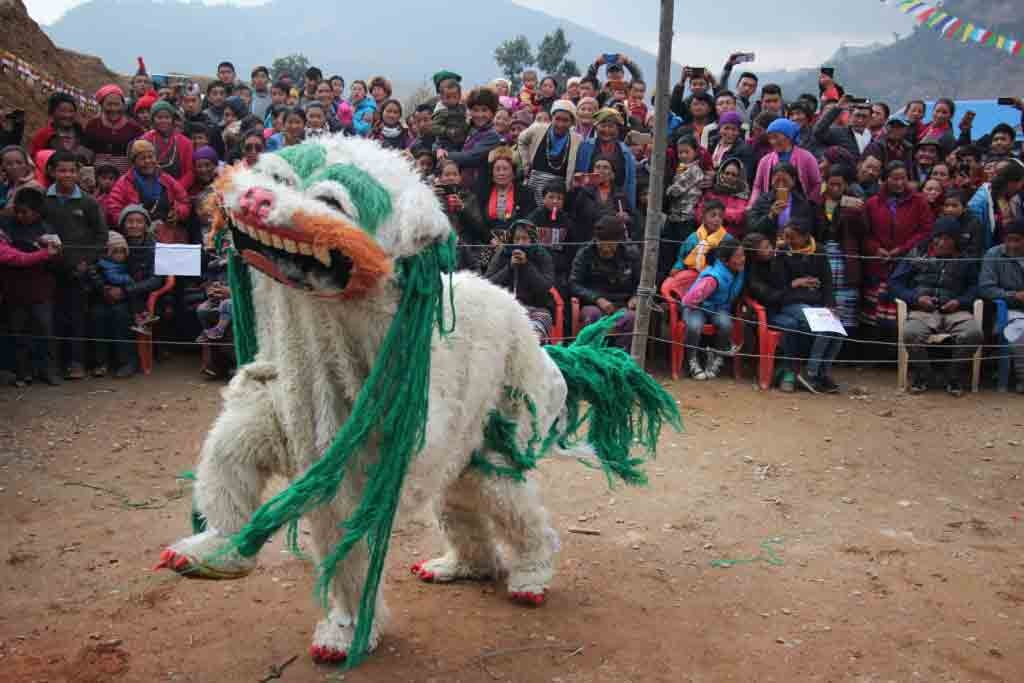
{"left": 896, "top": 298, "right": 983, "bottom": 393}
{"left": 660, "top": 277, "right": 743, "bottom": 381}
{"left": 546, "top": 288, "right": 565, "bottom": 344}
{"left": 138, "top": 275, "right": 176, "bottom": 375}
{"left": 571, "top": 297, "right": 582, "bottom": 339}
{"left": 739, "top": 295, "right": 785, "bottom": 391}
{"left": 995, "top": 299, "right": 1013, "bottom": 392}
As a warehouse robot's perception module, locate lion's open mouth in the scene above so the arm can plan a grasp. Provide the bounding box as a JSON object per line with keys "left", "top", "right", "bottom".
{"left": 230, "top": 219, "right": 355, "bottom": 294}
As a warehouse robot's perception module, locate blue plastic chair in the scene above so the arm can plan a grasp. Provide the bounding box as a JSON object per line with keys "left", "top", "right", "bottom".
{"left": 995, "top": 299, "right": 1012, "bottom": 392}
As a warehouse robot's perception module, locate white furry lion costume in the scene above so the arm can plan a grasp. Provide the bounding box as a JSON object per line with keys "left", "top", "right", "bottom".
{"left": 156, "top": 136, "right": 679, "bottom": 667}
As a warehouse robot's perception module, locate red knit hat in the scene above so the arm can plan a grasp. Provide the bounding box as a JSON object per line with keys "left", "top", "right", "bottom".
{"left": 134, "top": 92, "right": 158, "bottom": 114}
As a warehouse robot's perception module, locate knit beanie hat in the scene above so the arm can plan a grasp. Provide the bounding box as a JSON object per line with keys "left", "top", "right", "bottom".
{"left": 95, "top": 84, "right": 124, "bottom": 105}
{"left": 193, "top": 145, "right": 219, "bottom": 163}
{"left": 550, "top": 99, "right": 577, "bottom": 121}
{"left": 932, "top": 215, "right": 961, "bottom": 239}
{"left": 577, "top": 96, "right": 599, "bottom": 112}
{"left": 134, "top": 92, "right": 158, "bottom": 114}
{"left": 128, "top": 139, "right": 156, "bottom": 163}
{"left": 718, "top": 111, "right": 742, "bottom": 128}
{"left": 150, "top": 100, "right": 179, "bottom": 120}
{"left": 594, "top": 108, "right": 624, "bottom": 126}
{"left": 107, "top": 230, "right": 128, "bottom": 255}
{"left": 225, "top": 96, "right": 248, "bottom": 119}
{"left": 766, "top": 118, "right": 800, "bottom": 143}
{"left": 432, "top": 70, "right": 462, "bottom": 93}
{"left": 118, "top": 204, "right": 152, "bottom": 229}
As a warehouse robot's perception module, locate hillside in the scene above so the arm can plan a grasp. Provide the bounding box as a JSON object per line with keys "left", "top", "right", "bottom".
{"left": 44, "top": 0, "right": 674, "bottom": 96}
{"left": 0, "top": 0, "right": 122, "bottom": 137}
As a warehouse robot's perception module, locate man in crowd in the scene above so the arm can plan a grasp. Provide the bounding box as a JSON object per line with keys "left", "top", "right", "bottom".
{"left": 980, "top": 217, "right": 1024, "bottom": 393}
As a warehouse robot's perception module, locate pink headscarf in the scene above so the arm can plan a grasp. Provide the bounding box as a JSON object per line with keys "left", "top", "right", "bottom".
{"left": 95, "top": 84, "right": 125, "bottom": 104}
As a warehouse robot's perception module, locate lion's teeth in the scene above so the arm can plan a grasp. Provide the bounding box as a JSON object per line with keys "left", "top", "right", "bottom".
{"left": 313, "top": 244, "right": 331, "bottom": 266}
{"left": 283, "top": 239, "right": 298, "bottom": 254}
{"left": 236, "top": 222, "right": 250, "bottom": 235}
{"left": 257, "top": 230, "right": 271, "bottom": 245}
{"left": 298, "top": 242, "right": 313, "bottom": 256}
{"left": 271, "top": 234, "right": 284, "bottom": 250}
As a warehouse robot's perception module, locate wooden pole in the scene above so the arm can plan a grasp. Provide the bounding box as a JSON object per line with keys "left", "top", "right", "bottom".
{"left": 630, "top": 0, "right": 675, "bottom": 366}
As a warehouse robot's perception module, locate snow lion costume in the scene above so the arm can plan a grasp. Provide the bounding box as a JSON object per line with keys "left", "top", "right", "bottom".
{"left": 155, "top": 136, "right": 680, "bottom": 667}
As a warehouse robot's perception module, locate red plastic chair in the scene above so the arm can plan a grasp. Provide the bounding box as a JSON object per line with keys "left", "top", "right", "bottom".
{"left": 571, "top": 297, "right": 582, "bottom": 339}
{"left": 137, "top": 275, "right": 176, "bottom": 375}
{"left": 547, "top": 288, "right": 565, "bottom": 344}
{"left": 739, "top": 295, "right": 784, "bottom": 391}
{"left": 660, "top": 277, "right": 743, "bottom": 381}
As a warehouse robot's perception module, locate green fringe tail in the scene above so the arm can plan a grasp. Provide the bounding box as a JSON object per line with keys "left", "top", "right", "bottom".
{"left": 216, "top": 234, "right": 456, "bottom": 669}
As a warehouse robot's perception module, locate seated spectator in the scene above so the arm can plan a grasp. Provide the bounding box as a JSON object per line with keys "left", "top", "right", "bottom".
{"left": 517, "top": 100, "right": 581, "bottom": 204}
{"left": 84, "top": 85, "right": 146, "bottom": 175}
{"left": 967, "top": 160, "right": 1024, "bottom": 251}
{"left": 574, "top": 157, "right": 633, "bottom": 238}
{"left": 861, "top": 161, "right": 933, "bottom": 335}
{"left": 0, "top": 187, "right": 62, "bottom": 386}
{"left": 575, "top": 108, "right": 637, "bottom": 210}
{"left": 667, "top": 198, "right": 729, "bottom": 294}
{"left": 818, "top": 166, "right": 866, "bottom": 334}
{"left": 526, "top": 181, "right": 576, "bottom": 287}
{"left": 979, "top": 217, "right": 1024, "bottom": 392}
{"left": 941, "top": 189, "right": 984, "bottom": 260}
{"left": 742, "top": 231, "right": 783, "bottom": 311}
{"left": 680, "top": 236, "right": 746, "bottom": 380}
{"left": 433, "top": 159, "right": 485, "bottom": 271}
{"left": 770, "top": 220, "right": 843, "bottom": 394}
{"left": 749, "top": 118, "right": 821, "bottom": 206}
{"left": 430, "top": 71, "right": 467, "bottom": 152}
{"left": 747, "top": 162, "right": 815, "bottom": 242}
{"left": 105, "top": 140, "right": 190, "bottom": 242}
{"left": 697, "top": 157, "right": 750, "bottom": 238}
{"left": 891, "top": 216, "right": 982, "bottom": 396}
{"left": 485, "top": 219, "right": 556, "bottom": 340}
{"left": 90, "top": 206, "right": 166, "bottom": 378}
{"left": 142, "top": 100, "right": 194, "bottom": 191}
{"left": 569, "top": 216, "right": 640, "bottom": 349}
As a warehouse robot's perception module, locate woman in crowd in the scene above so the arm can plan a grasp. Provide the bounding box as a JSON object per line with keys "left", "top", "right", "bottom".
{"left": 708, "top": 112, "right": 753, "bottom": 178}
{"left": 371, "top": 99, "right": 409, "bottom": 150}
{"left": 576, "top": 108, "right": 637, "bottom": 210}
{"left": 697, "top": 157, "right": 750, "bottom": 238}
{"left": 860, "top": 160, "right": 933, "bottom": 335}
{"left": 575, "top": 157, "right": 634, "bottom": 238}
{"left": 747, "top": 162, "right": 815, "bottom": 242}
{"left": 516, "top": 99, "right": 581, "bottom": 205}
{"left": 817, "top": 166, "right": 865, "bottom": 335}
{"left": 921, "top": 177, "right": 945, "bottom": 218}
{"left": 928, "top": 162, "right": 953, "bottom": 190}
{"left": 29, "top": 93, "right": 82, "bottom": 160}
{"left": 475, "top": 147, "right": 536, "bottom": 272}
{"left": 917, "top": 98, "right": 958, "bottom": 156}
{"left": 444, "top": 87, "right": 502, "bottom": 191}
{"left": 105, "top": 139, "right": 190, "bottom": 242}
{"left": 142, "top": 100, "right": 194, "bottom": 192}
{"left": 84, "top": 85, "right": 145, "bottom": 174}
{"left": 1, "top": 146, "right": 39, "bottom": 213}
{"left": 968, "top": 159, "right": 1024, "bottom": 250}
{"left": 485, "top": 219, "right": 556, "bottom": 340}
{"left": 349, "top": 80, "right": 376, "bottom": 137}
{"left": 266, "top": 107, "right": 306, "bottom": 151}
{"left": 536, "top": 76, "right": 560, "bottom": 114}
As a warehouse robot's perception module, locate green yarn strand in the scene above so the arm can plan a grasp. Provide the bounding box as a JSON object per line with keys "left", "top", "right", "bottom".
{"left": 225, "top": 250, "right": 258, "bottom": 366}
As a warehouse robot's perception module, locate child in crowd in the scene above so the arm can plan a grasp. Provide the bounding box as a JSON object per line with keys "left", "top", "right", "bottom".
{"left": 663, "top": 136, "right": 704, "bottom": 277}
{"left": 519, "top": 70, "right": 539, "bottom": 111}
{"left": 668, "top": 199, "right": 729, "bottom": 293}
{"left": 942, "top": 189, "right": 985, "bottom": 260}
{"left": 0, "top": 187, "right": 63, "bottom": 386}
{"left": 527, "top": 181, "right": 575, "bottom": 287}
{"left": 433, "top": 160, "right": 485, "bottom": 271}
{"left": 94, "top": 164, "right": 119, "bottom": 203}
{"left": 430, "top": 71, "right": 468, "bottom": 153}
{"left": 304, "top": 103, "right": 332, "bottom": 138}
{"left": 78, "top": 166, "right": 97, "bottom": 195}
{"left": 680, "top": 236, "right": 746, "bottom": 380}
{"left": 95, "top": 230, "right": 159, "bottom": 335}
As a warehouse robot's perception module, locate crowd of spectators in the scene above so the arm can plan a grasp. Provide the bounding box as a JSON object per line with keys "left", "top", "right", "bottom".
{"left": 1, "top": 52, "right": 1023, "bottom": 396}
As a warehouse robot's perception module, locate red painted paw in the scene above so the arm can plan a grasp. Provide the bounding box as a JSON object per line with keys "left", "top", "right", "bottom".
{"left": 310, "top": 644, "right": 347, "bottom": 664}
{"left": 410, "top": 561, "right": 435, "bottom": 582}
{"left": 509, "top": 590, "right": 547, "bottom": 606}
{"left": 153, "top": 548, "right": 192, "bottom": 573}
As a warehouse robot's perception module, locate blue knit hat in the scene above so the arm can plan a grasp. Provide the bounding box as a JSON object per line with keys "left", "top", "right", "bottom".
{"left": 766, "top": 118, "right": 800, "bottom": 143}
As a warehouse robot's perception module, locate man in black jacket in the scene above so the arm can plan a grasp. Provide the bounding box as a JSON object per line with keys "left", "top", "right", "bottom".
{"left": 891, "top": 216, "right": 982, "bottom": 396}
{"left": 813, "top": 102, "right": 873, "bottom": 159}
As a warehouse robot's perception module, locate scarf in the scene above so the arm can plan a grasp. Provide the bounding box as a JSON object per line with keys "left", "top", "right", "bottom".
{"left": 684, "top": 225, "right": 728, "bottom": 270}
{"left": 132, "top": 169, "right": 163, "bottom": 206}
{"left": 547, "top": 126, "right": 569, "bottom": 157}
{"left": 711, "top": 162, "right": 749, "bottom": 199}
{"left": 488, "top": 185, "right": 515, "bottom": 221}
{"left": 575, "top": 122, "right": 594, "bottom": 139}
{"left": 380, "top": 125, "right": 402, "bottom": 139}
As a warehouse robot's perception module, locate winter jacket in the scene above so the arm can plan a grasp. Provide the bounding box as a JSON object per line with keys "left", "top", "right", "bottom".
{"left": 573, "top": 186, "right": 634, "bottom": 239}
{"left": 526, "top": 206, "right": 576, "bottom": 278}
{"left": 863, "top": 135, "right": 914, "bottom": 169}
{"left": 351, "top": 97, "right": 377, "bottom": 138}
{"left": 749, "top": 146, "right": 822, "bottom": 206}
{"left": 430, "top": 103, "right": 468, "bottom": 152}
{"left": 485, "top": 242, "right": 555, "bottom": 310}
{"left": 863, "top": 189, "right": 934, "bottom": 282}
{"left": 448, "top": 125, "right": 503, "bottom": 190}
{"left": 966, "top": 183, "right": 1012, "bottom": 253}
{"left": 28, "top": 122, "right": 85, "bottom": 160}
{"left": 97, "top": 257, "right": 134, "bottom": 287}
{"left": 0, "top": 217, "right": 58, "bottom": 304}
{"left": 41, "top": 185, "right": 108, "bottom": 273}
{"left": 890, "top": 243, "right": 978, "bottom": 310}
{"left": 690, "top": 259, "right": 745, "bottom": 314}
{"left": 575, "top": 139, "right": 637, "bottom": 211}
{"left": 955, "top": 212, "right": 986, "bottom": 261}
{"left": 665, "top": 163, "right": 704, "bottom": 223}
{"left": 746, "top": 189, "right": 817, "bottom": 242}
{"left": 517, "top": 122, "right": 583, "bottom": 192}
{"left": 142, "top": 130, "right": 195, "bottom": 193}
{"left": 979, "top": 245, "right": 1024, "bottom": 308}
{"left": 569, "top": 242, "right": 641, "bottom": 306}
{"left": 89, "top": 235, "right": 165, "bottom": 304}
{"left": 812, "top": 106, "right": 872, "bottom": 159}
{"left": 83, "top": 116, "right": 145, "bottom": 174}
{"left": 816, "top": 199, "right": 866, "bottom": 287}
{"left": 745, "top": 257, "right": 784, "bottom": 312}
{"left": 707, "top": 140, "right": 755, "bottom": 184}
{"left": 104, "top": 171, "right": 190, "bottom": 231}
{"left": 773, "top": 243, "right": 835, "bottom": 308}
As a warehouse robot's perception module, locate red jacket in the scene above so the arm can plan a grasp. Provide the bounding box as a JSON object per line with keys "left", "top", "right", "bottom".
{"left": 863, "top": 189, "right": 934, "bottom": 280}
{"left": 103, "top": 171, "right": 190, "bottom": 233}
{"left": 142, "top": 130, "right": 195, "bottom": 193}
{"left": 697, "top": 191, "right": 749, "bottom": 238}
{"left": 0, "top": 232, "right": 58, "bottom": 304}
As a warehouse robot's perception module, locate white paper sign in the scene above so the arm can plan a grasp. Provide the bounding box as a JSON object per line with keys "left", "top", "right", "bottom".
{"left": 802, "top": 307, "right": 848, "bottom": 337}
{"left": 154, "top": 243, "right": 202, "bottom": 277}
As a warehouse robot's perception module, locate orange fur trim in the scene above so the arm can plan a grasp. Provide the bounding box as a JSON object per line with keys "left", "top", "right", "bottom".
{"left": 292, "top": 210, "right": 392, "bottom": 297}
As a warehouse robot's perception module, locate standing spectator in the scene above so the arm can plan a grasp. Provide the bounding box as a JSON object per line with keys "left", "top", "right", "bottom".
{"left": 917, "top": 98, "right": 958, "bottom": 157}
{"left": 818, "top": 166, "right": 866, "bottom": 335}
{"left": 664, "top": 136, "right": 704, "bottom": 241}
{"left": 0, "top": 187, "right": 62, "bottom": 386}
{"left": 574, "top": 97, "right": 599, "bottom": 140}
{"left": 576, "top": 108, "right": 637, "bottom": 210}
{"left": 42, "top": 150, "right": 107, "bottom": 379}
{"left": 368, "top": 76, "right": 393, "bottom": 108}
{"left": 864, "top": 114, "right": 914, "bottom": 168}
{"left": 860, "top": 161, "right": 934, "bottom": 335}
{"left": 371, "top": 100, "right": 409, "bottom": 150}
{"left": 329, "top": 75, "right": 345, "bottom": 102}
{"left": 266, "top": 108, "right": 305, "bottom": 151}
{"left": 1, "top": 145, "right": 39, "bottom": 213}
{"left": 854, "top": 154, "right": 883, "bottom": 199}
{"left": 443, "top": 88, "right": 502, "bottom": 191}
{"left": 215, "top": 61, "right": 237, "bottom": 95}
{"left": 968, "top": 160, "right": 1024, "bottom": 251}
{"left": 202, "top": 82, "right": 229, "bottom": 131}
{"left": 570, "top": 216, "right": 640, "bottom": 349}
{"left": 749, "top": 118, "right": 821, "bottom": 206}
{"left": 941, "top": 189, "right": 985, "bottom": 260}
{"left": 517, "top": 100, "right": 581, "bottom": 203}
{"left": 979, "top": 217, "right": 1024, "bottom": 392}
{"left": 868, "top": 102, "right": 891, "bottom": 140}
{"left": 298, "top": 67, "right": 322, "bottom": 107}
{"left": 707, "top": 112, "right": 754, "bottom": 178}
{"left": 813, "top": 102, "right": 873, "bottom": 159}
{"left": 29, "top": 93, "right": 82, "bottom": 160}
{"left": 142, "top": 101, "right": 194, "bottom": 192}
{"left": 717, "top": 53, "right": 758, "bottom": 123}
{"left": 536, "top": 77, "right": 560, "bottom": 114}
{"left": 485, "top": 220, "right": 556, "bottom": 340}
{"left": 680, "top": 236, "right": 746, "bottom": 381}
{"left": 249, "top": 66, "right": 272, "bottom": 120}
{"left": 474, "top": 147, "right": 535, "bottom": 270}
{"left": 84, "top": 85, "right": 145, "bottom": 175}
{"left": 105, "top": 140, "right": 190, "bottom": 242}
{"left": 890, "top": 217, "right": 981, "bottom": 396}
{"left": 429, "top": 71, "right": 466, "bottom": 152}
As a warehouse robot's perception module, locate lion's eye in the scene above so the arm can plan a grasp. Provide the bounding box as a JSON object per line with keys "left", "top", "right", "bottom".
{"left": 306, "top": 181, "right": 358, "bottom": 222}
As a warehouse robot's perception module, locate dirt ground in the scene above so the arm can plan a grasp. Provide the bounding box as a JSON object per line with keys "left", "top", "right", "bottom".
{"left": 1, "top": 353, "right": 1023, "bottom": 683}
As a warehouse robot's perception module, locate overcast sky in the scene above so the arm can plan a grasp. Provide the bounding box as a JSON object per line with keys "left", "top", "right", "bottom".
{"left": 26, "top": 0, "right": 917, "bottom": 70}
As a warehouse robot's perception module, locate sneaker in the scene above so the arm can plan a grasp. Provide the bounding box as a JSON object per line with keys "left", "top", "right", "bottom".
{"left": 688, "top": 358, "right": 707, "bottom": 381}
{"left": 817, "top": 376, "right": 841, "bottom": 394}
{"left": 945, "top": 379, "right": 964, "bottom": 398}
{"left": 780, "top": 370, "right": 796, "bottom": 393}
{"left": 909, "top": 375, "right": 930, "bottom": 394}
{"left": 130, "top": 323, "right": 153, "bottom": 335}
{"left": 796, "top": 372, "right": 820, "bottom": 394}
{"left": 65, "top": 363, "right": 86, "bottom": 380}
{"left": 705, "top": 351, "right": 724, "bottom": 379}
{"left": 92, "top": 365, "right": 108, "bottom": 378}
{"left": 114, "top": 362, "right": 137, "bottom": 379}
{"left": 195, "top": 330, "right": 210, "bottom": 344}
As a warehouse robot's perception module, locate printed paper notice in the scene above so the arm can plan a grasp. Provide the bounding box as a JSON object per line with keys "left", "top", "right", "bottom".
{"left": 154, "top": 243, "right": 202, "bottom": 277}
{"left": 802, "top": 307, "right": 847, "bottom": 336}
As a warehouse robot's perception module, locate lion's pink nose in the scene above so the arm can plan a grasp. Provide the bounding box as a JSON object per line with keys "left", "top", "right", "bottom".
{"left": 238, "top": 187, "right": 275, "bottom": 223}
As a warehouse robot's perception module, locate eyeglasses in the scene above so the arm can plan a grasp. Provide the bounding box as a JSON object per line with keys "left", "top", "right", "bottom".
{"left": 244, "top": 144, "right": 264, "bottom": 152}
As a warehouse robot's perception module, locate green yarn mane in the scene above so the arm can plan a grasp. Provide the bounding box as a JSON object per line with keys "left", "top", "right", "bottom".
{"left": 215, "top": 230, "right": 456, "bottom": 668}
